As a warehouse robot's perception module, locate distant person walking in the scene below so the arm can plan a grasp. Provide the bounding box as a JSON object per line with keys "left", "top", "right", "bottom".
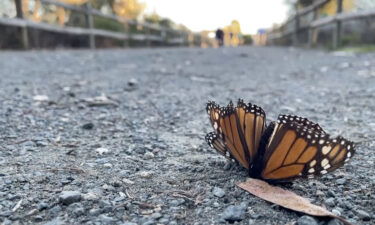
{"left": 215, "top": 28, "right": 224, "bottom": 47}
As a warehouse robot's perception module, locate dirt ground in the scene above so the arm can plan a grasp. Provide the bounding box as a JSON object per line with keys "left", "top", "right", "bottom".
{"left": 0, "top": 46, "right": 374, "bottom": 225}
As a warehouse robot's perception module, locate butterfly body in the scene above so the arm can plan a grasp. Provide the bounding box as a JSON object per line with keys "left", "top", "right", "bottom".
{"left": 205, "top": 99, "right": 355, "bottom": 182}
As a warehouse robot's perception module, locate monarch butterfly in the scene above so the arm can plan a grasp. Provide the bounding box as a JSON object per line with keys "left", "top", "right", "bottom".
{"left": 205, "top": 99, "right": 355, "bottom": 182}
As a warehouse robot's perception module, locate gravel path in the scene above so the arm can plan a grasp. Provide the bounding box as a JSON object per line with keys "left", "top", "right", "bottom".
{"left": 0, "top": 46, "right": 374, "bottom": 225}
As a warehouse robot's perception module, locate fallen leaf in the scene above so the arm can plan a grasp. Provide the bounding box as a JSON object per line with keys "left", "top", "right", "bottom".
{"left": 237, "top": 178, "right": 353, "bottom": 225}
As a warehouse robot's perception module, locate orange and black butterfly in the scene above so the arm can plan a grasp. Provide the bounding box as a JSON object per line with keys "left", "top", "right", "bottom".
{"left": 205, "top": 99, "right": 355, "bottom": 182}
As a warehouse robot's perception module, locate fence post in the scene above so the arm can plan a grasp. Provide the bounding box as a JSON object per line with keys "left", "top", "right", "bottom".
{"left": 14, "top": 0, "right": 29, "bottom": 49}
{"left": 333, "top": 0, "right": 343, "bottom": 49}
{"left": 145, "top": 25, "right": 151, "bottom": 47}
{"left": 85, "top": 2, "right": 95, "bottom": 49}
{"left": 308, "top": 4, "right": 319, "bottom": 48}
{"left": 123, "top": 20, "right": 130, "bottom": 47}
{"left": 292, "top": 3, "right": 300, "bottom": 46}
{"left": 161, "top": 28, "right": 167, "bottom": 46}
{"left": 181, "top": 31, "right": 187, "bottom": 46}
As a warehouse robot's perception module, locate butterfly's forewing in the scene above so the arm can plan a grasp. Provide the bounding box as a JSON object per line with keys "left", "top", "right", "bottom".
{"left": 236, "top": 99, "right": 266, "bottom": 161}
{"left": 278, "top": 114, "right": 325, "bottom": 134}
{"left": 260, "top": 122, "right": 355, "bottom": 181}
{"left": 206, "top": 99, "right": 266, "bottom": 169}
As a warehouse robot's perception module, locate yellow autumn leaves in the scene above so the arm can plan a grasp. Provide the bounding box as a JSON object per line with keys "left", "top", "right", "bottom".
{"left": 20, "top": 0, "right": 146, "bottom": 25}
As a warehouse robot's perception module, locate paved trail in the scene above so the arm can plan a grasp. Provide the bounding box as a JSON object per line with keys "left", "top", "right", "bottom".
{"left": 0, "top": 46, "right": 374, "bottom": 225}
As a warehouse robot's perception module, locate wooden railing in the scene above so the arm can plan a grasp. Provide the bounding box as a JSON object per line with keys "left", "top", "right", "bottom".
{"left": 267, "top": 0, "right": 375, "bottom": 49}
{"left": 0, "top": 0, "right": 198, "bottom": 49}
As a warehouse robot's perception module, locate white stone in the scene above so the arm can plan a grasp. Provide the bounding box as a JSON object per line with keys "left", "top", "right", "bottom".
{"left": 95, "top": 147, "right": 110, "bottom": 155}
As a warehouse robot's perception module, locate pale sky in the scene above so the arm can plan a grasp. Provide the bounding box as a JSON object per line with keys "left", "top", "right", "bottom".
{"left": 142, "top": 0, "right": 289, "bottom": 34}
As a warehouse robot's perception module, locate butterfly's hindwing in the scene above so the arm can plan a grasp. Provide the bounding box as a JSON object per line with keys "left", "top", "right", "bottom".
{"left": 205, "top": 132, "right": 232, "bottom": 159}
{"left": 260, "top": 122, "right": 355, "bottom": 181}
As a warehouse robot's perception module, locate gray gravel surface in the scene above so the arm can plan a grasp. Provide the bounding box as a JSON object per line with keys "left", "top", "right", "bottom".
{"left": 0, "top": 46, "right": 374, "bottom": 225}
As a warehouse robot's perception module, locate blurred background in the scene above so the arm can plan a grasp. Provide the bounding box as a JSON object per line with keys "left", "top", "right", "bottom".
{"left": 0, "top": 0, "right": 375, "bottom": 50}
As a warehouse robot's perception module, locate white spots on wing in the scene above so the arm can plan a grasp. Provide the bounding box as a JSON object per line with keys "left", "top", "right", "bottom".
{"left": 321, "top": 158, "right": 329, "bottom": 167}
{"left": 320, "top": 170, "right": 327, "bottom": 175}
{"left": 341, "top": 140, "right": 345, "bottom": 145}
{"left": 322, "top": 146, "right": 332, "bottom": 155}
{"left": 310, "top": 160, "right": 317, "bottom": 167}
{"left": 324, "top": 164, "right": 331, "bottom": 169}
{"left": 347, "top": 145, "right": 351, "bottom": 150}
{"left": 214, "top": 112, "right": 219, "bottom": 120}
{"left": 347, "top": 152, "right": 352, "bottom": 158}
{"left": 308, "top": 168, "right": 315, "bottom": 173}
{"left": 207, "top": 110, "right": 210, "bottom": 114}
{"left": 311, "top": 140, "right": 316, "bottom": 144}
{"left": 213, "top": 122, "right": 218, "bottom": 130}
{"left": 319, "top": 139, "right": 325, "bottom": 145}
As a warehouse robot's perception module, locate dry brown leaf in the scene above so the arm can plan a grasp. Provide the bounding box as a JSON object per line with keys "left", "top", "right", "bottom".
{"left": 237, "top": 178, "right": 353, "bottom": 225}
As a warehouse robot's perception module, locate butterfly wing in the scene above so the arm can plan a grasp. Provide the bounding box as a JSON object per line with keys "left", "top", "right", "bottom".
{"left": 205, "top": 99, "right": 266, "bottom": 169}
{"left": 278, "top": 114, "right": 325, "bottom": 133}
{"left": 205, "top": 132, "right": 230, "bottom": 158}
{"left": 236, "top": 99, "right": 266, "bottom": 160}
{"left": 260, "top": 121, "right": 355, "bottom": 182}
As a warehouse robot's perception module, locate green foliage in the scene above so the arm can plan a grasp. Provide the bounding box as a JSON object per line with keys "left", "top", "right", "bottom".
{"left": 243, "top": 35, "right": 253, "bottom": 45}
{"left": 341, "top": 33, "right": 361, "bottom": 46}
{"left": 338, "top": 45, "right": 375, "bottom": 53}
{"left": 94, "top": 16, "right": 125, "bottom": 32}
{"left": 159, "top": 18, "right": 174, "bottom": 29}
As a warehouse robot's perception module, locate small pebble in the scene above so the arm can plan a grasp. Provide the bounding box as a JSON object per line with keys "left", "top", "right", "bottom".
{"left": 33, "top": 95, "right": 49, "bottom": 101}
{"left": 98, "top": 214, "right": 116, "bottom": 223}
{"left": 82, "top": 122, "right": 94, "bottom": 130}
{"left": 332, "top": 208, "right": 342, "bottom": 216}
{"left": 138, "top": 171, "right": 153, "bottom": 178}
{"left": 143, "top": 152, "right": 155, "bottom": 160}
{"left": 212, "top": 187, "right": 225, "bottom": 198}
{"left": 37, "top": 202, "right": 49, "bottom": 211}
{"left": 59, "top": 191, "right": 81, "bottom": 205}
{"left": 42, "top": 217, "right": 64, "bottom": 225}
{"left": 151, "top": 212, "right": 162, "bottom": 219}
{"left": 123, "top": 222, "right": 137, "bottom": 225}
{"left": 95, "top": 147, "right": 110, "bottom": 155}
{"left": 122, "top": 178, "right": 135, "bottom": 185}
{"left": 296, "top": 215, "right": 318, "bottom": 225}
{"left": 356, "top": 209, "right": 371, "bottom": 221}
{"left": 221, "top": 205, "right": 246, "bottom": 223}
{"left": 82, "top": 192, "right": 99, "bottom": 201}
{"left": 324, "top": 197, "right": 336, "bottom": 207}
{"left": 128, "top": 78, "right": 138, "bottom": 87}
{"left": 336, "top": 178, "right": 346, "bottom": 185}
{"left": 327, "top": 218, "right": 344, "bottom": 225}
